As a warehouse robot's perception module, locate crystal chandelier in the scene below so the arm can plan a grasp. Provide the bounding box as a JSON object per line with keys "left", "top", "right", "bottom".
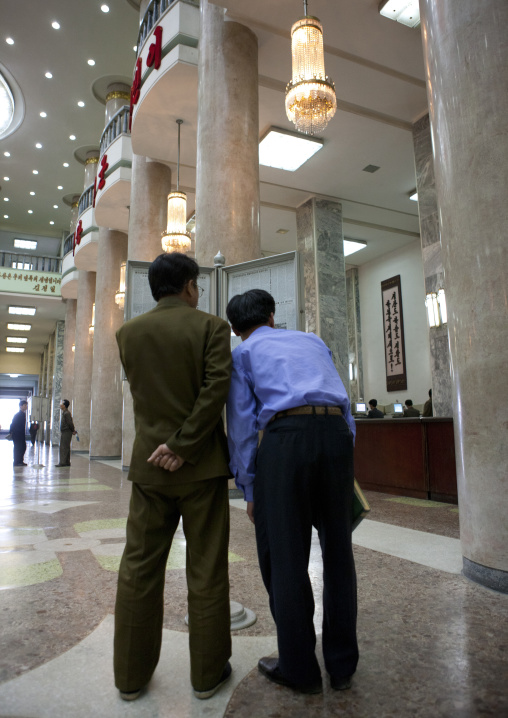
{"left": 285, "top": 0, "right": 337, "bottom": 135}
{"left": 162, "top": 119, "right": 191, "bottom": 253}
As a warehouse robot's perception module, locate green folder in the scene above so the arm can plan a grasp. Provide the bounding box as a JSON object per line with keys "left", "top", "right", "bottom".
{"left": 353, "top": 479, "right": 370, "bottom": 530}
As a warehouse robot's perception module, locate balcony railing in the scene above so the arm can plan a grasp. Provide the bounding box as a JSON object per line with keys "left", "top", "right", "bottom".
{"left": 136, "top": 0, "right": 197, "bottom": 57}
{"left": 78, "top": 184, "right": 95, "bottom": 216}
{"left": 63, "top": 233, "right": 74, "bottom": 257}
{"left": 0, "top": 251, "right": 62, "bottom": 273}
{"left": 100, "top": 105, "right": 131, "bottom": 159}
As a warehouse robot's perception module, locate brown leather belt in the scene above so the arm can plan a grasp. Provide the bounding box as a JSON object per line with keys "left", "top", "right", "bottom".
{"left": 268, "top": 405, "right": 343, "bottom": 423}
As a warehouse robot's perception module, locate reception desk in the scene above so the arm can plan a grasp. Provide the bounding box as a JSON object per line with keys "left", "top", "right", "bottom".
{"left": 354, "top": 417, "right": 458, "bottom": 504}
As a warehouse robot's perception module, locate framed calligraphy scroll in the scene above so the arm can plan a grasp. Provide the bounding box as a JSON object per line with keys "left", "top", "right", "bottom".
{"left": 381, "top": 274, "right": 407, "bottom": 392}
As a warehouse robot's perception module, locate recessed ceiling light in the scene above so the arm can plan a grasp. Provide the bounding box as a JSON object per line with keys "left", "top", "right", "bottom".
{"left": 9, "top": 306, "right": 36, "bottom": 316}
{"left": 133, "top": 45, "right": 137, "bottom": 52}
{"left": 7, "top": 336, "right": 28, "bottom": 344}
{"left": 101, "top": 4, "right": 110, "bottom": 12}
{"left": 8, "top": 374, "right": 21, "bottom": 377}
{"left": 87, "top": 59, "right": 95, "bottom": 66}
{"left": 32, "top": 169, "right": 38, "bottom": 174}
{"left": 14, "top": 239, "right": 37, "bottom": 249}
{"left": 3, "top": 197, "right": 8, "bottom": 202}
{"left": 7, "top": 323, "right": 32, "bottom": 331}
{"left": 77, "top": 101, "right": 85, "bottom": 107}
{"left": 6, "top": 347, "right": 25, "bottom": 353}
{"left": 3, "top": 215, "right": 8, "bottom": 218}
{"left": 35, "top": 142, "right": 42, "bottom": 148}
{"left": 69, "top": 134, "right": 76, "bottom": 140}
{"left": 49, "top": 221, "right": 55, "bottom": 225}
{"left": 3, "top": 176, "right": 9, "bottom": 181}
{"left": 53, "top": 204, "right": 58, "bottom": 209}
{"left": 45, "top": 72, "right": 53, "bottom": 79}
{"left": 40, "top": 111, "right": 47, "bottom": 118}
{"left": 30, "top": 191, "right": 35, "bottom": 196}
{"left": 4, "top": 151, "right": 10, "bottom": 157}
{"left": 63, "top": 162, "right": 69, "bottom": 167}
{"left": 344, "top": 239, "right": 367, "bottom": 257}
{"left": 379, "top": 0, "right": 420, "bottom": 29}
{"left": 6, "top": 38, "right": 14, "bottom": 45}
{"left": 27, "top": 210, "right": 33, "bottom": 214}
{"left": 259, "top": 127, "right": 323, "bottom": 171}
{"left": 409, "top": 191, "right": 418, "bottom": 201}
{"left": 52, "top": 21, "right": 60, "bottom": 29}
{"left": 57, "top": 185, "right": 63, "bottom": 190}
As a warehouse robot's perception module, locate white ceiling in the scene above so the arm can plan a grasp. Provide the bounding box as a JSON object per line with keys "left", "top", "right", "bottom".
{"left": 0, "top": 0, "right": 427, "bottom": 369}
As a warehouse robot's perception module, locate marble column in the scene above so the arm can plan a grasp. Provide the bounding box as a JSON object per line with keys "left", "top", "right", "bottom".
{"left": 420, "top": 0, "right": 508, "bottom": 592}
{"left": 104, "top": 85, "right": 130, "bottom": 124}
{"left": 296, "top": 198, "right": 349, "bottom": 391}
{"left": 84, "top": 153, "right": 99, "bottom": 190}
{"left": 73, "top": 270, "right": 96, "bottom": 452}
{"left": 412, "top": 114, "right": 453, "bottom": 417}
{"left": 61, "top": 299, "right": 76, "bottom": 404}
{"left": 50, "top": 321, "right": 65, "bottom": 446}
{"left": 195, "top": 0, "right": 260, "bottom": 266}
{"left": 89, "top": 230, "right": 128, "bottom": 459}
{"left": 346, "top": 267, "right": 364, "bottom": 403}
{"left": 45, "top": 332, "right": 55, "bottom": 443}
{"left": 128, "top": 155, "right": 172, "bottom": 261}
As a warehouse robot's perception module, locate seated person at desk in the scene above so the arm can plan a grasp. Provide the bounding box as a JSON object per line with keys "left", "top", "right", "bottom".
{"left": 403, "top": 400, "right": 420, "bottom": 417}
{"left": 422, "top": 389, "right": 433, "bottom": 417}
{"left": 367, "top": 399, "right": 384, "bottom": 418}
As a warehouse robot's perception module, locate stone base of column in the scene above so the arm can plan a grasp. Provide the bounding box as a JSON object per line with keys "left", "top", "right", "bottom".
{"left": 90, "top": 455, "right": 121, "bottom": 461}
{"left": 463, "top": 557, "right": 508, "bottom": 594}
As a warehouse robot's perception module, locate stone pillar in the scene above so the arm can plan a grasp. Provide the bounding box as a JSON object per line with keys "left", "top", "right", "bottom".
{"left": 84, "top": 153, "right": 99, "bottom": 190}
{"left": 346, "top": 267, "right": 364, "bottom": 403}
{"left": 128, "top": 155, "right": 172, "bottom": 261}
{"left": 296, "top": 198, "right": 349, "bottom": 390}
{"left": 420, "top": 0, "right": 508, "bottom": 592}
{"left": 50, "top": 321, "right": 65, "bottom": 446}
{"left": 73, "top": 270, "right": 96, "bottom": 452}
{"left": 45, "top": 332, "right": 55, "bottom": 443}
{"left": 195, "top": 0, "right": 260, "bottom": 266}
{"left": 89, "top": 229, "right": 128, "bottom": 459}
{"left": 62, "top": 299, "right": 76, "bottom": 404}
{"left": 412, "top": 114, "right": 453, "bottom": 417}
{"left": 105, "top": 85, "right": 130, "bottom": 124}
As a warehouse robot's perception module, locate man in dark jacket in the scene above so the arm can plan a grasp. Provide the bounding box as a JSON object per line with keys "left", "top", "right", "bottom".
{"left": 10, "top": 400, "right": 28, "bottom": 466}
{"left": 367, "top": 399, "right": 384, "bottom": 418}
{"left": 55, "top": 400, "right": 76, "bottom": 467}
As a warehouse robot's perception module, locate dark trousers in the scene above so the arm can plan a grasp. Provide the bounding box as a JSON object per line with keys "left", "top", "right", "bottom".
{"left": 59, "top": 431, "right": 72, "bottom": 465}
{"left": 254, "top": 413, "right": 359, "bottom": 687}
{"left": 114, "top": 477, "right": 231, "bottom": 693}
{"left": 13, "top": 439, "right": 26, "bottom": 465}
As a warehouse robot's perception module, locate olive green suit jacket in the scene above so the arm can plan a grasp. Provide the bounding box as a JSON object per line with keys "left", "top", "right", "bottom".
{"left": 116, "top": 296, "right": 232, "bottom": 485}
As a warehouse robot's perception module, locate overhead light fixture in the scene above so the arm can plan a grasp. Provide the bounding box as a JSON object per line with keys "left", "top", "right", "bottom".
{"left": 7, "top": 336, "right": 28, "bottom": 344}
{"left": 115, "top": 261, "right": 126, "bottom": 309}
{"left": 45, "top": 72, "right": 53, "bottom": 79}
{"left": 87, "top": 59, "right": 95, "bottom": 66}
{"left": 63, "top": 162, "right": 69, "bottom": 167}
{"left": 6, "top": 347, "right": 24, "bottom": 353}
{"left": 30, "top": 191, "right": 35, "bottom": 195}
{"left": 4, "top": 151, "right": 11, "bottom": 156}
{"left": 89, "top": 303, "right": 95, "bottom": 336}
{"left": 49, "top": 221, "right": 55, "bottom": 225}
{"left": 35, "top": 143, "right": 42, "bottom": 148}
{"left": 77, "top": 101, "right": 85, "bottom": 107}
{"left": 3, "top": 215, "right": 8, "bottom": 218}
{"left": 6, "top": 38, "right": 14, "bottom": 45}
{"left": 259, "top": 127, "right": 323, "bottom": 171}
{"left": 69, "top": 134, "right": 76, "bottom": 141}
{"left": 7, "top": 323, "right": 31, "bottom": 331}
{"left": 8, "top": 374, "right": 20, "bottom": 377}
{"left": 51, "top": 21, "right": 60, "bottom": 30}
{"left": 32, "top": 169, "right": 38, "bottom": 174}
{"left": 40, "top": 111, "right": 47, "bottom": 118}
{"left": 28, "top": 210, "right": 33, "bottom": 214}
{"left": 101, "top": 4, "right": 110, "bottom": 12}
{"left": 14, "top": 239, "right": 37, "bottom": 250}
{"left": 3, "top": 176, "right": 9, "bottom": 181}
{"left": 9, "top": 306, "right": 36, "bottom": 316}
{"left": 161, "top": 120, "right": 191, "bottom": 253}
{"left": 285, "top": 0, "right": 337, "bottom": 135}
{"left": 344, "top": 239, "right": 367, "bottom": 257}
{"left": 3, "top": 197, "right": 8, "bottom": 201}
{"left": 379, "top": 0, "right": 420, "bottom": 29}
{"left": 409, "top": 191, "right": 418, "bottom": 201}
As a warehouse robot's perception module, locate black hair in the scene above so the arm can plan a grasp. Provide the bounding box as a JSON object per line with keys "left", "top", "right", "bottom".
{"left": 19, "top": 399, "right": 28, "bottom": 407}
{"left": 148, "top": 253, "right": 199, "bottom": 302}
{"left": 226, "top": 289, "right": 276, "bottom": 333}
{"left": 62, "top": 399, "right": 70, "bottom": 409}
{"left": 369, "top": 399, "right": 378, "bottom": 407}
{"left": 429, "top": 389, "right": 432, "bottom": 397}
{"left": 405, "top": 399, "right": 413, "bottom": 407}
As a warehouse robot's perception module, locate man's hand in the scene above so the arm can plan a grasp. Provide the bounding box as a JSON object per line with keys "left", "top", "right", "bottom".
{"left": 147, "top": 444, "right": 185, "bottom": 472}
{"left": 247, "top": 501, "right": 255, "bottom": 524}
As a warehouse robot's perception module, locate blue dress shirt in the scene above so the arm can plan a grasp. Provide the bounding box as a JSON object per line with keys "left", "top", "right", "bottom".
{"left": 226, "top": 326, "right": 356, "bottom": 501}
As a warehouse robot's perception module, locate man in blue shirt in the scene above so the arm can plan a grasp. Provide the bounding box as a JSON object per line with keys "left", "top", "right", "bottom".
{"left": 226, "top": 289, "right": 359, "bottom": 695}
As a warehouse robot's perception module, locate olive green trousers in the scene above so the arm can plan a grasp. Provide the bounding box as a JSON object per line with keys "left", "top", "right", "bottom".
{"left": 114, "top": 477, "right": 231, "bottom": 692}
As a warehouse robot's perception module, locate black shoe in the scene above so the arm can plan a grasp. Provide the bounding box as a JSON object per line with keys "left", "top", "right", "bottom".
{"left": 13, "top": 463, "right": 27, "bottom": 467}
{"left": 258, "top": 657, "right": 322, "bottom": 695}
{"left": 330, "top": 674, "right": 353, "bottom": 691}
{"left": 194, "top": 661, "right": 232, "bottom": 699}
{"left": 55, "top": 464, "right": 70, "bottom": 467}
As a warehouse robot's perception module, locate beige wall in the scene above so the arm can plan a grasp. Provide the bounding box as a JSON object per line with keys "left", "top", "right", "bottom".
{"left": 0, "top": 353, "right": 42, "bottom": 374}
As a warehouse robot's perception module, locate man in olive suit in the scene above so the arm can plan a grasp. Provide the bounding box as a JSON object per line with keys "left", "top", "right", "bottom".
{"left": 114, "top": 253, "right": 232, "bottom": 702}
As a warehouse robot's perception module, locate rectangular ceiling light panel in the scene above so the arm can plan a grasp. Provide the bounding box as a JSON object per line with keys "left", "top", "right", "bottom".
{"left": 379, "top": 0, "right": 420, "bottom": 29}
{"left": 14, "top": 239, "right": 38, "bottom": 250}
{"left": 8, "top": 306, "right": 36, "bottom": 315}
{"left": 6, "top": 347, "right": 25, "bottom": 353}
{"left": 6, "top": 336, "right": 28, "bottom": 343}
{"left": 259, "top": 128, "right": 323, "bottom": 171}
{"left": 344, "top": 239, "right": 367, "bottom": 257}
{"left": 7, "top": 323, "right": 32, "bottom": 331}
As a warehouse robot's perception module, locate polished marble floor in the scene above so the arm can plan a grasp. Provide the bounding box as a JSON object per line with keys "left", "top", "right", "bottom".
{"left": 0, "top": 439, "right": 507, "bottom": 717}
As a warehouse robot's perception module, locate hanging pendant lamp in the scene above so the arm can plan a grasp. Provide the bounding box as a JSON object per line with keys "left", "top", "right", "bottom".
{"left": 161, "top": 119, "right": 191, "bottom": 253}
{"left": 285, "top": 0, "right": 337, "bottom": 135}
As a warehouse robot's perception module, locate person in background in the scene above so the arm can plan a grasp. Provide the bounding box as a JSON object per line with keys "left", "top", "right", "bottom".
{"left": 29, "top": 420, "right": 39, "bottom": 446}
{"left": 403, "top": 400, "right": 420, "bottom": 417}
{"left": 10, "top": 400, "right": 28, "bottom": 467}
{"left": 367, "top": 399, "right": 384, "bottom": 418}
{"left": 226, "top": 289, "right": 358, "bottom": 696}
{"left": 55, "top": 400, "right": 76, "bottom": 467}
{"left": 422, "top": 389, "right": 433, "bottom": 417}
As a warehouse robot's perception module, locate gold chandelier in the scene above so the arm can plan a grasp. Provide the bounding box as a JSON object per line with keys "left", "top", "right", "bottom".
{"left": 162, "top": 119, "right": 191, "bottom": 253}
{"left": 285, "top": 0, "right": 337, "bottom": 135}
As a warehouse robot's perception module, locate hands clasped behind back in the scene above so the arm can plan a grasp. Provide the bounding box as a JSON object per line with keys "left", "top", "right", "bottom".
{"left": 147, "top": 444, "right": 185, "bottom": 472}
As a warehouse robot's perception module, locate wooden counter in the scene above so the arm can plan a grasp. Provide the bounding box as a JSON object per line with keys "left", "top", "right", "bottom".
{"left": 354, "top": 417, "right": 457, "bottom": 503}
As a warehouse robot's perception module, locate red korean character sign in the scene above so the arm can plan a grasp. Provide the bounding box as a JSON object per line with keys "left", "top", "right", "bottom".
{"left": 97, "top": 154, "right": 108, "bottom": 191}
{"left": 129, "top": 26, "right": 163, "bottom": 130}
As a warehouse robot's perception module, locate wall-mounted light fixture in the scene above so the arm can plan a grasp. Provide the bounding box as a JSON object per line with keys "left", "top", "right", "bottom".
{"left": 115, "top": 261, "right": 126, "bottom": 309}
{"left": 425, "top": 289, "right": 447, "bottom": 327}
{"left": 89, "top": 303, "right": 95, "bottom": 336}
